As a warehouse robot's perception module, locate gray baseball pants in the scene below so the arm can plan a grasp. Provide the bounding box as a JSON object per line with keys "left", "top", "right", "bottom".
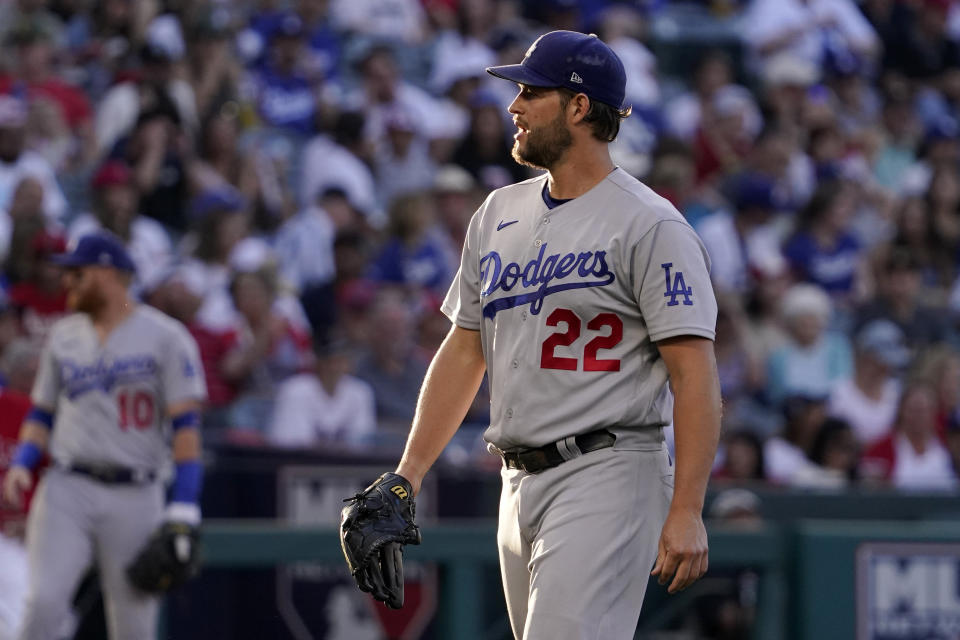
{"left": 497, "top": 441, "right": 674, "bottom": 640}
{"left": 19, "top": 468, "right": 163, "bottom": 640}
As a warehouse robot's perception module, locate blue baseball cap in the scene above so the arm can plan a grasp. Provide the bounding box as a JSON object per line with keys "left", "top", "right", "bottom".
{"left": 52, "top": 231, "right": 136, "bottom": 272}
{"left": 486, "top": 30, "right": 627, "bottom": 109}
{"left": 188, "top": 187, "right": 246, "bottom": 221}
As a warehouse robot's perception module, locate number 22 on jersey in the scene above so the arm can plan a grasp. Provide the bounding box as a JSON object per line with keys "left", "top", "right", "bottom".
{"left": 118, "top": 390, "right": 155, "bottom": 430}
{"left": 541, "top": 308, "right": 623, "bottom": 371}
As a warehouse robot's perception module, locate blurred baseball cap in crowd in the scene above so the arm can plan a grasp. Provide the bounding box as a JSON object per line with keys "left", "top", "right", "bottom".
{"left": 0, "top": 96, "right": 27, "bottom": 129}
{"left": 732, "top": 172, "right": 782, "bottom": 211}
{"left": 855, "top": 319, "right": 910, "bottom": 369}
{"left": 763, "top": 54, "right": 819, "bottom": 88}
{"left": 434, "top": 165, "right": 475, "bottom": 193}
{"left": 145, "top": 14, "right": 185, "bottom": 61}
{"left": 188, "top": 187, "right": 246, "bottom": 221}
{"left": 31, "top": 231, "right": 67, "bottom": 258}
{"left": 272, "top": 13, "right": 305, "bottom": 40}
{"left": 486, "top": 30, "right": 628, "bottom": 109}
{"left": 91, "top": 161, "right": 133, "bottom": 190}
{"left": 924, "top": 116, "right": 960, "bottom": 145}
{"left": 52, "top": 231, "right": 136, "bottom": 272}
{"left": 431, "top": 46, "right": 495, "bottom": 94}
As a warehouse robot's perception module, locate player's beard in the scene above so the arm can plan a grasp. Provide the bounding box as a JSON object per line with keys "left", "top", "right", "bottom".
{"left": 512, "top": 111, "right": 573, "bottom": 170}
{"left": 68, "top": 284, "right": 105, "bottom": 314}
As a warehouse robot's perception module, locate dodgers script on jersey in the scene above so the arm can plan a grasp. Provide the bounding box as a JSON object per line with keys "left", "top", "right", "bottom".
{"left": 32, "top": 306, "right": 207, "bottom": 470}
{"left": 441, "top": 168, "right": 717, "bottom": 450}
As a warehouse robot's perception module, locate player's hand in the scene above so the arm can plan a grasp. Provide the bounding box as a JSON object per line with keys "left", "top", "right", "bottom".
{"left": 651, "top": 507, "right": 708, "bottom": 594}
{"left": 1, "top": 466, "right": 33, "bottom": 509}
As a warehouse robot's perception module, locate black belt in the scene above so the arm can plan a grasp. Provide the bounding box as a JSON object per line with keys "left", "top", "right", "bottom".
{"left": 65, "top": 463, "right": 156, "bottom": 485}
{"left": 499, "top": 429, "right": 616, "bottom": 474}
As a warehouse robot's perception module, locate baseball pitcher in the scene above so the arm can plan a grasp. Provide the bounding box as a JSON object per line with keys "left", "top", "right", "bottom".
{"left": 340, "top": 30, "right": 721, "bottom": 640}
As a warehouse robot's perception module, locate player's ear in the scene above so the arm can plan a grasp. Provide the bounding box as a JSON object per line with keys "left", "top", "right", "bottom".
{"left": 567, "top": 93, "right": 590, "bottom": 125}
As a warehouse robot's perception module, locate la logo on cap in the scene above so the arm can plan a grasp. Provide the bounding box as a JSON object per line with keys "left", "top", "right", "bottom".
{"left": 570, "top": 72, "right": 583, "bottom": 84}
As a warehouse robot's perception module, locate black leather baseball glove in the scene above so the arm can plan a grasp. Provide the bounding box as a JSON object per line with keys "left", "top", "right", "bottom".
{"left": 340, "top": 472, "right": 421, "bottom": 609}
{"left": 126, "top": 521, "right": 201, "bottom": 593}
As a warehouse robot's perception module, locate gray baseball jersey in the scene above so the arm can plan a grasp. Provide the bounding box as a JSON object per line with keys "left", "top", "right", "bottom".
{"left": 31, "top": 305, "right": 207, "bottom": 470}
{"left": 441, "top": 168, "right": 716, "bottom": 450}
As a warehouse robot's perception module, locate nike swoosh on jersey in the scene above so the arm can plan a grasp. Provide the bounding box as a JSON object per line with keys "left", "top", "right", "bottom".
{"left": 497, "top": 219, "right": 519, "bottom": 231}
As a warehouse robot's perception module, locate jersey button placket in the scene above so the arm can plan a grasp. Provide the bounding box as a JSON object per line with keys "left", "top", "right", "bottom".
{"left": 506, "top": 408, "right": 513, "bottom": 419}
{"left": 534, "top": 239, "right": 542, "bottom": 247}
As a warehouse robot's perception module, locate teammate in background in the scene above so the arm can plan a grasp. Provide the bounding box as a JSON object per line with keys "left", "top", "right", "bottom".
{"left": 345, "top": 31, "right": 721, "bottom": 638}
{"left": 1, "top": 231, "right": 207, "bottom": 639}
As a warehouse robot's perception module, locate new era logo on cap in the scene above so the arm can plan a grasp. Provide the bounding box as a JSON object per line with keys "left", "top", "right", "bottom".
{"left": 570, "top": 72, "right": 583, "bottom": 84}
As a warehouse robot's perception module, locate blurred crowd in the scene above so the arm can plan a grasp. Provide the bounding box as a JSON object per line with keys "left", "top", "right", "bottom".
{"left": 0, "top": 0, "right": 956, "bottom": 494}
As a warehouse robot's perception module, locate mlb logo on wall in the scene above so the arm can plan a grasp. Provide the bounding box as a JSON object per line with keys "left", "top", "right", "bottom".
{"left": 856, "top": 542, "right": 960, "bottom": 640}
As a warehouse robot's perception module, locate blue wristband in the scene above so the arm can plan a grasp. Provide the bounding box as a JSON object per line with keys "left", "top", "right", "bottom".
{"left": 12, "top": 442, "right": 42, "bottom": 470}
{"left": 26, "top": 407, "right": 53, "bottom": 430}
{"left": 170, "top": 460, "right": 203, "bottom": 505}
{"left": 171, "top": 411, "right": 200, "bottom": 431}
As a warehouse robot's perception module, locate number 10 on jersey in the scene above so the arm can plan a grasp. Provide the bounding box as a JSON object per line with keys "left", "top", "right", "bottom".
{"left": 541, "top": 308, "right": 623, "bottom": 371}
{"left": 118, "top": 390, "right": 155, "bottom": 430}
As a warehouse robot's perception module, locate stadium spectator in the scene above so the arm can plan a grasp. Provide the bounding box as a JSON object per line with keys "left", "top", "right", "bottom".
{"left": 108, "top": 103, "right": 191, "bottom": 232}
{"left": 267, "top": 335, "right": 376, "bottom": 448}
{"left": 1, "top": 17, "right": 93, "bottom": 170}
{"left": 917, "top": 348, "right": 960, "bottom": 436}
{"left": 741, "top": 0, "right": 878, "bottom": 80}
{"left": 192, "top": 109, "right": 292, "bottom": 230}
{"left": 144, "top": 265, "right": 239, "bottom": 429}
{"left": 828, "top": 320, "right": 906, "bottom": 447}
{"left": 347, "top": 45, "right": 446, "bottom": 149}
{"left": 298, "top": 110, "right": 382, "bottom": 226}
{"left": 251, "top": 13, "right": 316, "bottom": 137}
{"left": 367, "top": 192, "right": 456, "bottom": 295}
{"left": 329, "top": 0, "right": 427, "bottom": 44}
{"left": 888, "top": 195, "right": 954, "bottom": 297}
{"left": 766, "top": 283, "right": 852, "bottom": 405}
{"left": 432, "top": 164, "right": 480, "bottom": 250}
{"left": 181, "top": 187, "right": 250, "bottom": 330}
{"left": 764, "top": 394, "right": 829, "bottom": 486}
{"left": 224, "top": 265, "right": 313, "bottom": 433}
{"left": 693, "top": 84, "right": 761, "bottom": 185}
{"left": 67, "top": 160, "right": 172, "bottom": 295}
{"left": 8, "top": 229, "right": 67, "bottom": 343}
{"left": 713, "top": 430, "right": 766, "bottom": 483}
{"left": 856, "top": 248, "right": 952, "bottom": 351}
{"left": 94, "top": 42, "right": 198, "bottom": 157}
{"left": 0, "top": 95, "right": 66, "bottom": 223}
{"left": 297, "top": 0, "right": 342, "bottom": 84}
{"left": 274, "top": 186, "right": 346, "bottom": 338}
{"left": 452, "top": 89, "right": 528, "bottom": 191}
{"left": 185, "top": 7, "right": 241, "bottom": 124}
{"left": 354, "top": 287, "right": 428, "bottom": 424}
{"left": 374, "top": 107, "right": 438, "bottom": 207}
{"left": 697, "top": 172, "right": 784, "bottom": 299}
{"left": 664, "top": 50, "right": 736, "bottom": 143}
{"left": 808, "top": 418, "right": 860, "bottom": 487}
{"left": 861, "top": 382, "right": 959, "bottom": 490}
{"left": 784, "top": 180, "right": 868, "bottom": 306}
{"left": 882, "top": 0, "right": 960, "bottom": 81}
